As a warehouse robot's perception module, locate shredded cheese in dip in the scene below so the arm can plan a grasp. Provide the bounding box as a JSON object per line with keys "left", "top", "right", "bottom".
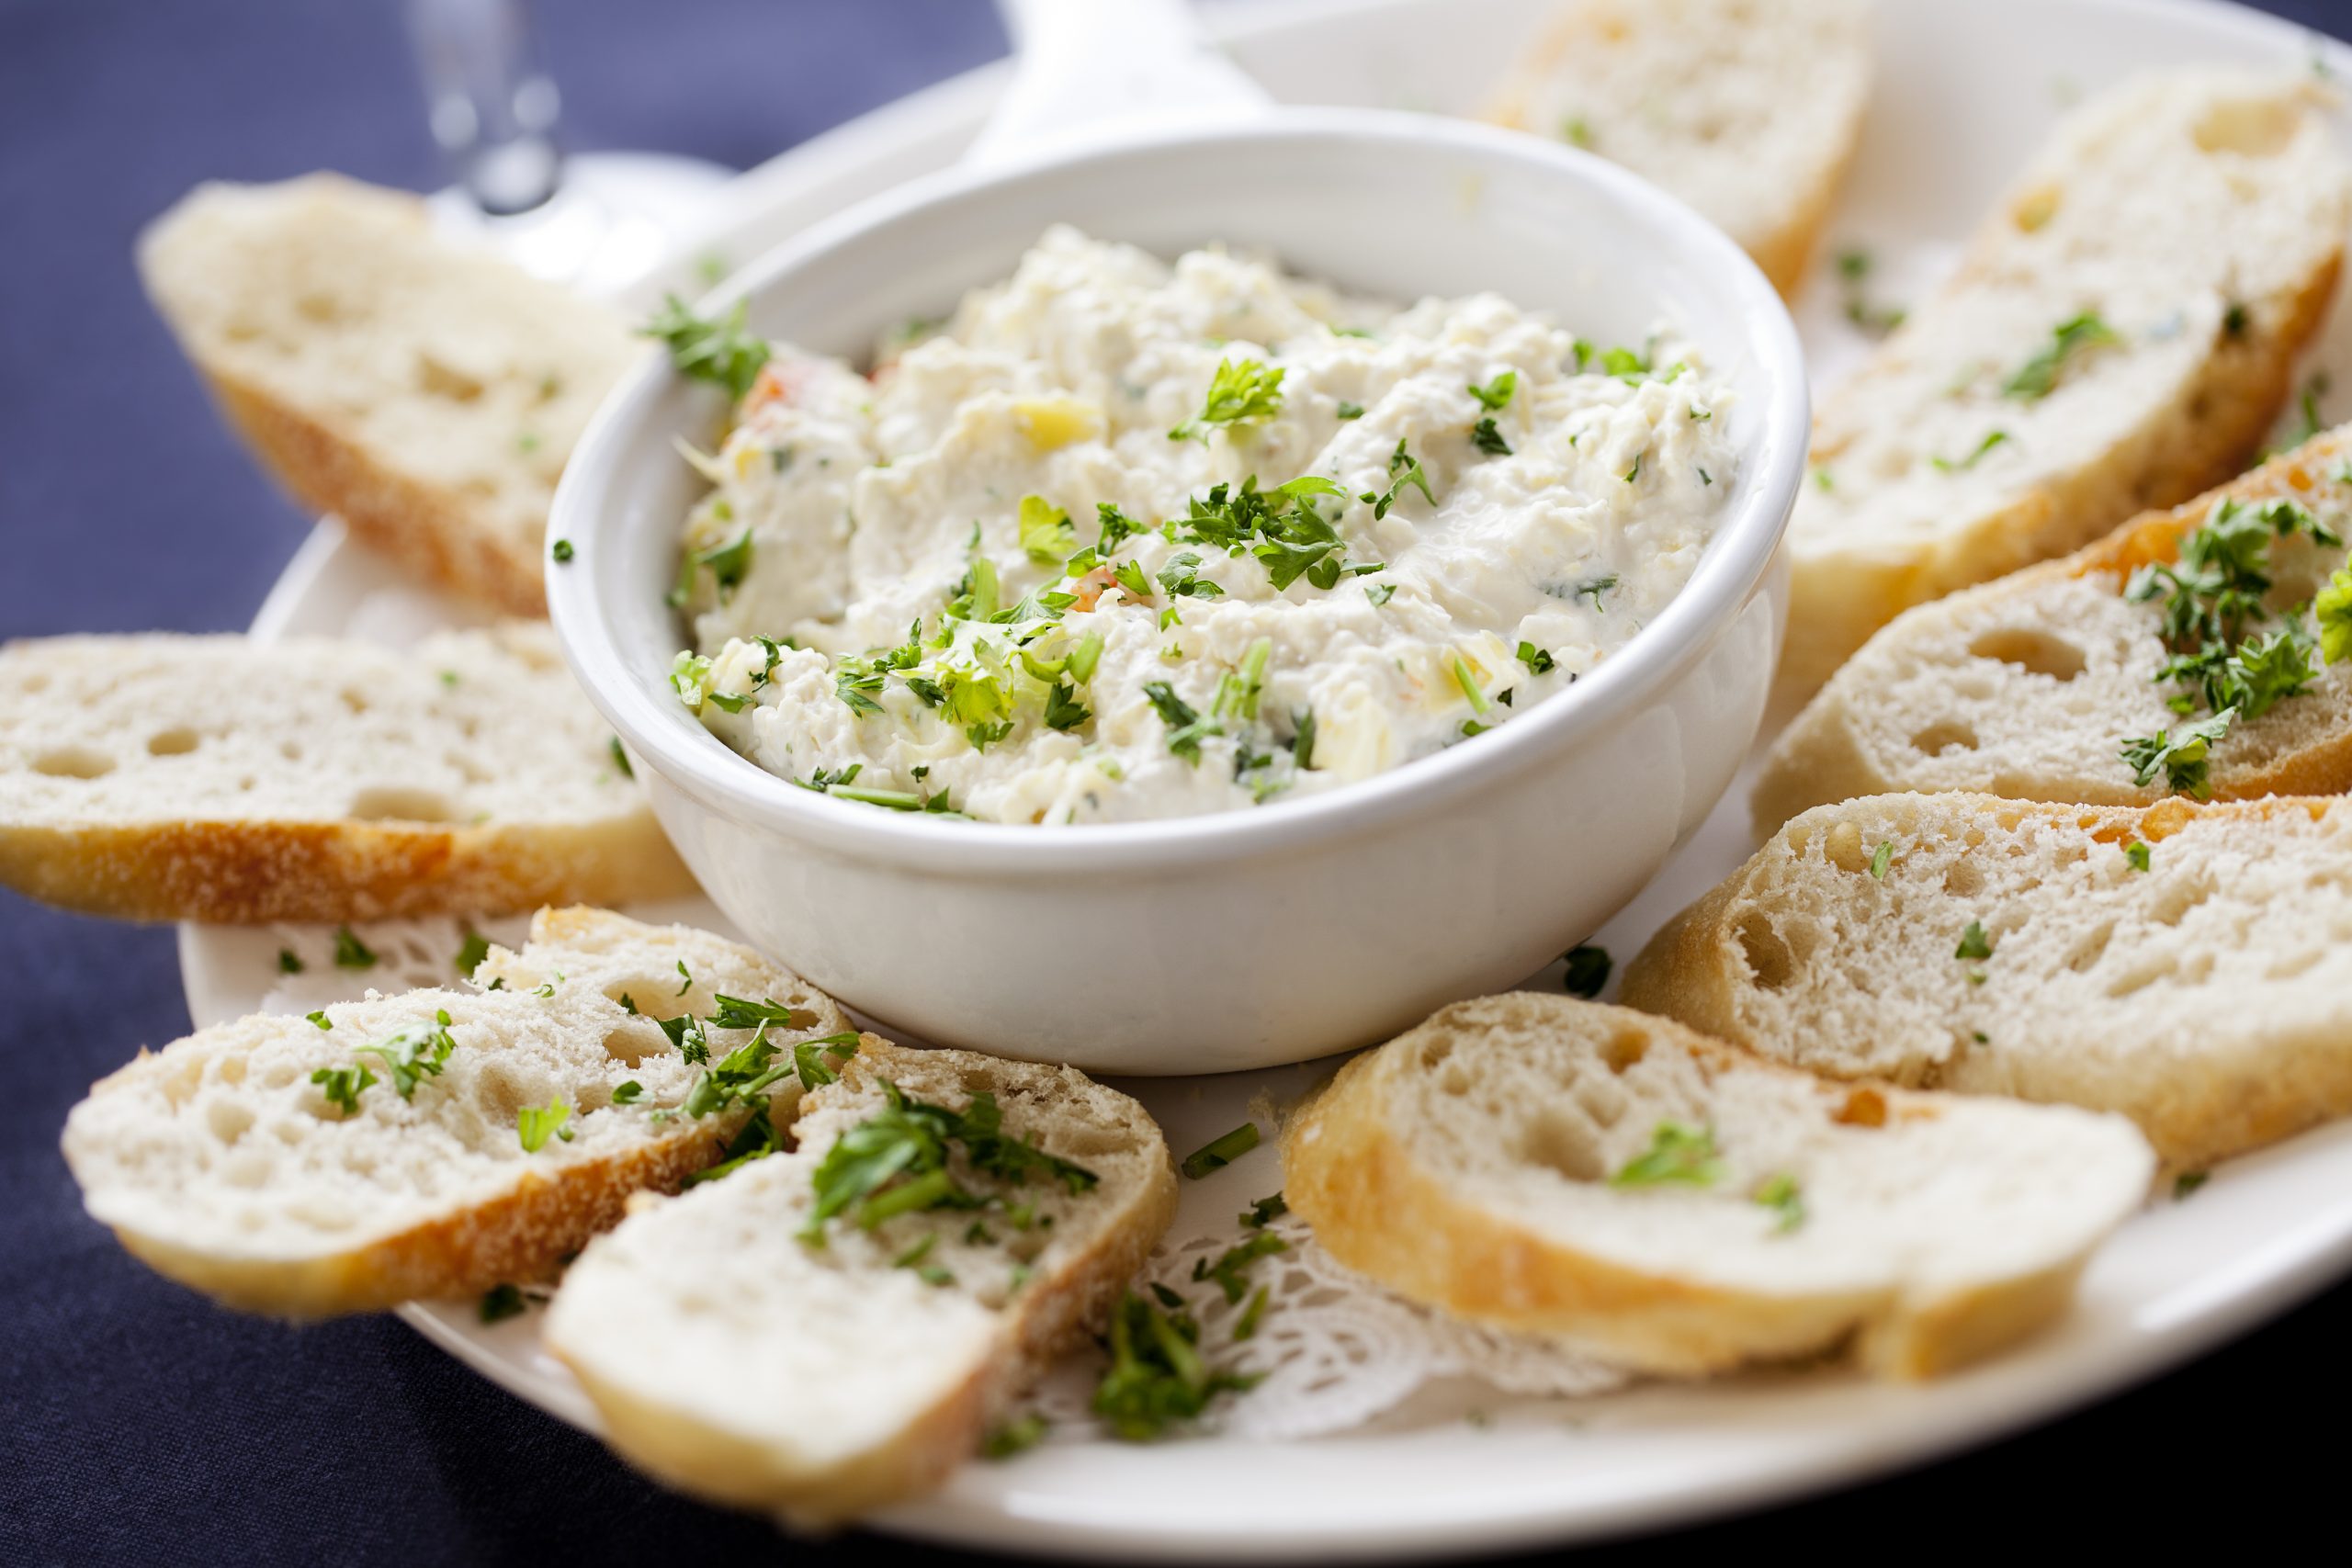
{"left": 670, "top": 226, "right": 1736, "bottom": 825}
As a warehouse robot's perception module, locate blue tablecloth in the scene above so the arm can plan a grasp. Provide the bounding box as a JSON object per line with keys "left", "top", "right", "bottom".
{"left": 6, "top": 2, "right": 2351, "bottom": 1562}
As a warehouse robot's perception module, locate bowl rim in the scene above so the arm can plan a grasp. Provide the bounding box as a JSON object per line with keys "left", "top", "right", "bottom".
{"left": 547, "top": 106, "right": 1808, "bottom": 876}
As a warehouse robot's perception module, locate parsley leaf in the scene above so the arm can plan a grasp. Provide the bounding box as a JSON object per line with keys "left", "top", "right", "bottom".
{"left": 1516, "top": 640, "right": 1555, "bottom": 676}
{"left": 1092, "top": 1292, "right": 1261, "bottom": 1441}
{"left": 479, "top": 1283, "right": 530, "bottom": 1324}
{"left": 456, "top": 930, "right": 492, "bottom": 979}
{"left": 611, "top": 1081, "right": 644, "bottom": 1105}
{"left": 642, "top": 295, "right": 770, "bottom": 400}
{"left": 352, "top": 1010, "right": 458, "bottom": 1100}
{"left": 516, "top": 1100, "right": 572, "bottom": 1153}
{"left": 1181, "top": 1122, "right": 1260, "bottom": 1179}
{"left": 1468, "top": 370, "right": 1518, "bottom": 412}
{"left": 1243, "top": 1193, "right": 1287, "bottom": 1229}
{"left": 1170, "top": 357, "right": 1285, "bottom": 443}
{"left": 1611, "top": 1122, "right": 1722, "bottom": 1187}
{"left": 1193, "top": 1231, "right": 1288, "bottom": 1303}
{"left": 1954, "top": 920, "right": 1994, "bottom": 962}
{"left": 1753, "top": 1173, "right": 1805, "bottom": 1233}
{"left": 333, "top": 926, "right": 376, "bottom": 970}
{"left": 2003, "top": 312, "right": 2120, "bottom": 400}
{"left": 707, "top": 993, "right": 813, "bottom": 1032}
{"left": 310, "top": 1064, "right": 376, "bottom": 1117}
{"left": 1017, "top": 495, "right": 1077, "bottom": 563}
{"left": 2120, "top": 708, "right": 2236, "bottom": 797}
{"left": 1143, "top": 681, "right": 1222, "bottom": 764}
{"left": 1561, "top": 944, "right": 1611, "bottom": 998}
{"left": 277, "top": 948, "right": 304, "bottom": 975}
{"left": 1868, "top": 841, "right": 1894, "bottom": 878}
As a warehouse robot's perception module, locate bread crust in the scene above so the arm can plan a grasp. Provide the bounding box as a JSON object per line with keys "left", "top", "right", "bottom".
{"left": 1779, "top": 246, "right": 2343, "bottom": 700}
{"left": 202, "top": 368, "right": 547, "bottom": 616}
{"left": 548, "top": 1040, "right": 1181, "bottom": 1529}
{"left": 1760, "top": 427, "right": 2352, "bottom": 832}
{"left": 0, "top": 815, "right": 695, "bottom": 924}
{"left": 1626, "top": 793, "right": 2352, "bottom": 1168}
{"left": 1282, "top": 1003, "right": 2107, "bottom": 1379}
{"left": 106, "top": 1125, "right": 731, "bottom": 1318}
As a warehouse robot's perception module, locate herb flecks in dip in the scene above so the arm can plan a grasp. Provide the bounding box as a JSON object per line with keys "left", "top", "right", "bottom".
{"left": 665, "top": 227, "right": 1736, "bottom": 825}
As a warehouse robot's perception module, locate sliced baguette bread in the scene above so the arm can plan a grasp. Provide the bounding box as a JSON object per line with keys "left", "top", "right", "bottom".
{"left": 1757, "top": 426, "right": 2352, "bottom": 833}
{"left": 0, "top": 624, "right": 690, "bottom": 921}
{"left": 62, "top": 908, "right": 850, "bottom": 1317}
{"left": 544, "top": 1039, "right": 1177, "bottom": 1529}
{"left": 1624, "top": 792, "right": 2352, "bottom": 1168}
{"left": 1781, "top": 69, "right": 2350, "bottom": 698}
{"left": 139, "top": 174, "right": 641, "bottom": 615}
{"left": 1281, "top": 992, "right": 2151, "bottom": 1380}
{"left": 1485, "top": 0, "right": 1873, "bottom": 297}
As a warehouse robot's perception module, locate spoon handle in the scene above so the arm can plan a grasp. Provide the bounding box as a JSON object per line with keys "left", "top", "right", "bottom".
{"left": 967, "top": 0, "right": 1271, "bottom": 169}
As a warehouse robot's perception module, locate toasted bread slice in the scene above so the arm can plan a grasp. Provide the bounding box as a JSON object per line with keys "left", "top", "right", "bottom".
{"left": 138, "top": 174, "right": 641, "bottom": 615}
{"left": 1758, "top": 427, "right": 2352, "bottom": 833}
{"left": 0, "top": 625, "right": 690, "bottom": 921}
{"left": 544, "top": 1040, "right": 1177, "bottom": 1529}
{"left": 1781, "top": 70, "right": 2350, "bottom": 698}
{"left": 1625, "top": 792, "right": 2352, "bottom": 1168}
{"left": 1282, "top": 992, "right": 2151, "bottom": 1379}
{"left": 62, "top": 909, "right": 850, "bottom": 1317}
{"left": 1485, "top": 0, "right": 1873, "bottom": 296}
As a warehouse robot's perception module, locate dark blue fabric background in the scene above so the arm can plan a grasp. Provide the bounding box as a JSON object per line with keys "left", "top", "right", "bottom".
{"left": 5, "top": 2, "right": 2350, "bottom": 1562}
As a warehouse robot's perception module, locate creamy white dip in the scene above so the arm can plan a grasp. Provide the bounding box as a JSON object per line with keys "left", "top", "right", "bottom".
{"left": 668, "top": 227, "right": 1736, "bottom": 825}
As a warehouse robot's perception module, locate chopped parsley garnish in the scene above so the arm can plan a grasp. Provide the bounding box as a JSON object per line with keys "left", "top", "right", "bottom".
{"left": 1335, "top": 400, "right": 1364, "bottom": 421}
{"left": 353, "top": 1010, "right": 458, "bottom": 1100}
{"left": 1193, "top": 1231, "right": 1288, "bottom": 1303}
{"left": 1170, "top": 357, "right": 1286, "bottom": 443}
{"left": 608, "top": 737, "right": 633, "bottom": 778}
{"left": 1366, "top": 440, "right": 1434, "bottom": 520}
{"left": 1365, "top": 581, "right": 1395, "bottom": 606}
{"left": 1562, "top": 116, "right": 1594, "bottom": 149}
{"left": 456, "top": 930, "right": 492, "bottom": 978}
{"left": 1576, "top": 574, "right": 1619, "bottom": 612}
{"left": 1470, "top": 417, "right": 1511, "bottom": 457}
{"left": 1243, "top": 1192, "right": 1287, "bottom": 1229}
{"left": 1753, "top": 1173, "right": 1805, "bottom": 1233}
{"left": 693, "top": 528, "right": 754, "bottom": 601}
{"left": 1017, "top": 494, "right": 1077, "bottom": 563}
{"left": 332, "top": 926, "right": 377, "bottom": 970}
{"left": 1834, "top": 248, "right": 1905, "bottom": 337}
{"left": 983, "top": 1415, "right": 1050, "bottom": 1460}
{"left": 2120, "top": 709, "right": 2236, "bottom": 797}
{"left": 801, "top": 1080, "right": 1096, "bottom": 1243}
{"left": 479, "top": 1283, "right": 529, "bottom": 1324}
{"left": 516, "top": 1100, "right": 573, "bottom": 1153}
{"left": 1611, "top": 1122, "right": 1722, "bottom": 1188}
{"left": 791, "top": 1034, "right": 862, "bottom": 1091}
{"left": 1292, "top": 706, "right": 1317, "bottom": 771}
{"left": 1468, "top": 370, "right": 1518, "bottom": 412}
{"left": 2003, "top": 312, "right": 2120, "bottom": 400}
{"left": 1931, "top": 430, "right": 2009, "bottom": 473}
{"left": 277, "top": 948, "right": 304, "bottom": 975}
{"left": 1561, "top": 944, "right": 1611, "bottom": 998}
{"left": 1868, "top": 840, "right": 1894, "bottom": 878}
{"left": 1954, "top": 920, "right": 1994, "bottom": 962}
{"left": 306, "top": 1010, "right": 333, "bottom": 1031}
{"left": 707, "top": 993, "right": 813, "bottom": 1032}
{"left": 611, "top": 1081, "right": 644, "bottom": 1105}
{"left": 2318, "top": 563, "right": 2352, "bottom": 662}
{"left": 2124, "top": 840, "right": 2152, "bottom": 872}
{"left": 1143, "top": 681, "right": 1222, "bottom": 764}
{"left": 1170, "top": 1121, "right": 1262, "bottom": 1182}
{"left": 1516, "top": 641, "right": 1555, "bottom": 676}
{"left": 642, "top": 295, "right": 770, "bottom": 401}
{"left": 550, "top": 538, "right": 574, "bottom": 563}
{"left": 2174, "top": 1170, "right": 2209, "bottom": 1201}
{"left": 1092, "top": 1292, "right": 1261, "bottom": 1441}
{"left": 310, "top": 1064, "right": 376, "bottom": 1117}
{"left": 894, "top": 1233, "right": 954, "bottom": 1286}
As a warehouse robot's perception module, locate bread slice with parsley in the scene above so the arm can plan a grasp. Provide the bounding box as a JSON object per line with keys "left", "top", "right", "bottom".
{"left": 138, "top": 174, "right": 642, "bottom": 615}
{"left": 1281, "top": 992, "right": 2151, "bottom": 1380}
{"left": 544, "top": 1040, "right": 1177, "bottom": 1529}
{"left": 1780, "top": 69, "right": 2350, "bottom": 699}
{"left": 0, "top": 623, "right": 691, "bottom": 921}
{"left": 1484, "top": 0, "right": 1873, "bottom": 297}
{"left": 62, "top": 908, "right": 852, "bottom": 1317}
{"left": 1624, "top": 792, "right": 2352, "bottom": 1168}
{"left": 1757, "top": 427, "right": 2352, "bottom": 832}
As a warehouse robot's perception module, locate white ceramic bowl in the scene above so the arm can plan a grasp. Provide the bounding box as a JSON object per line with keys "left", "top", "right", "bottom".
{"left": 548, "top": 108, "right": 1806, "bottom": 1073}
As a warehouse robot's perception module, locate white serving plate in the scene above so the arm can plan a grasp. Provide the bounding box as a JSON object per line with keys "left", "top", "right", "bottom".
{"left": 179, "top": 0, "right": 2352, "bottom": 1557}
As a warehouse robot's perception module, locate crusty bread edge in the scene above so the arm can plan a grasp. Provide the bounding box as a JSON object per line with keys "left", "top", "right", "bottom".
{"left": 1628, "top": 792, "right": 2352, "bottom": 1167}
{"left": 96, "top": 1117, "right": 739, "bottom": 1318}
{"left": 1280, "top": 1012, "right": 2090, "bottom": 1379}
{"left": 1758, "top": 425, "right": 2352, "bottom": 833}
{"left": 549, "top": 1039, "right": 1182, "bottom": 1529}
{"left": 1776, "top": 199, "right": 2345, "bottom": 703}
{"left": 197, "top": 367, "right": 548, "bottom": 616}
{"left": 0, "top": 814, "right": 694, "bottom": 925}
